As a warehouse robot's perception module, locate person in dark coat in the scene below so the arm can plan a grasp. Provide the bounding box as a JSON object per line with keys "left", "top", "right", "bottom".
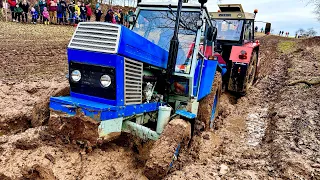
{"left": 67, "top": 1, "right": 75, "bottom": 24}
{"left": 79, "top": 2, "right": 86, "bottom": 21}
{"left": 119, "top": 9, "right": 124, "bottom": 24}
{"left": 20, "top": 0, "right": 29, "bottom": 23}
{"left": 59, "top": 0, "right": 67, "bottom": 23}
{"left": 94, "top": 6, "right": 102, "bottom": 21}
{"left": 104, "top": 9, "right": 112, "bottom": 23}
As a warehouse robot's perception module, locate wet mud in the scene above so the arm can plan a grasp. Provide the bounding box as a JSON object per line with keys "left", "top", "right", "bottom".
{"left": 0, "top": 22, "right": 319, "bottom": 179}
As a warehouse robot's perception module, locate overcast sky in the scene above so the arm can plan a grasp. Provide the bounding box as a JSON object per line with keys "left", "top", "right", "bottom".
{"left": 142, "top": 0, "right": 320, "bottom": 36}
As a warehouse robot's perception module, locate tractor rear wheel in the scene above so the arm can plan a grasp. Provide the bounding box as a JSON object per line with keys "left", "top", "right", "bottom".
{"left": 197, "top": 72, "right": 222, "bottom": 131}
{"left": 144, "top": 119, "right": 191, "bottom": 180}
{"left": 244, "top": 51, "right": 258, "bottom": 93}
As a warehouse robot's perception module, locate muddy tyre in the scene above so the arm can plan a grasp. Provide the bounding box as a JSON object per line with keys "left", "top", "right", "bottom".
{"left": 243, "top": 51, "right": 258, "bottom": 93}
{"left": 197, "top": 72, "right": 222, "bottom": 131}
{"left": 144, "top": 119, "right": 191, "bottom": 180}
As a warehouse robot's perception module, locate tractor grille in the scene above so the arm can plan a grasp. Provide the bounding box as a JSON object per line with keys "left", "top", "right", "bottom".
{"left": 69, "top": 61, "right": 116, "bottom": 100}
{"left": 124, "top": 58, "right": 143, "bottom": 105}
{"left": 69, "top": 22, "right": 121, "bottom": 54}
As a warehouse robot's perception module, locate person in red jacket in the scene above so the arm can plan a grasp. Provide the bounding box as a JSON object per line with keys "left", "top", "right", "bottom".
{"left": 85, "top": 2, "right": 92, "bottom": 21}
{"left": 49, "top": 0, "right": 57, "bottom": 24}
{"left": 8, "top": 0, "right": 17, "bottom": 21}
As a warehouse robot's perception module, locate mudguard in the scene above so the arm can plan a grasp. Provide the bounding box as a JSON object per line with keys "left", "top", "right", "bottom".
{"left": 229, "top": 46, "right": 254, "bottom": 63}
{"left": 228, "top": 44, "right": 259, "bottom": 93}
{"left": 228, "top": 62, "right": 248, "bottom": 93}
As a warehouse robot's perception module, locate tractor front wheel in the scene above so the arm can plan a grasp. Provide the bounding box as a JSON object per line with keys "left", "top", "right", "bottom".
{"left": 197, "top": 71, "right": 222, "bottom": 131}
{"left": 144, "top": 119, "right": 191, "bottom": 180}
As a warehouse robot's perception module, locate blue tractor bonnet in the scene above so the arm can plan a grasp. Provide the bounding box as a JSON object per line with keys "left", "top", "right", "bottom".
{"left": 50, "top": 22, "right": 169, "bottom": 121}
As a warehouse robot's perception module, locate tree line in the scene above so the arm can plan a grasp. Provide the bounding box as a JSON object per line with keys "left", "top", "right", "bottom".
{"left": 296, "top": 27, "right": 317, "bottom": 37}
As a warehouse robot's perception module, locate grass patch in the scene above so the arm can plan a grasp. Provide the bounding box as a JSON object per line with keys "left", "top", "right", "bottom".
{"left": 277, "top": 41, "right": 296, "bottom": 54}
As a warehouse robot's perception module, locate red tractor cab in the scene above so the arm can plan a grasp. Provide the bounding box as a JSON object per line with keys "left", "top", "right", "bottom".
{"left": 210, "top": 4, "right": 260, "bottom": 94}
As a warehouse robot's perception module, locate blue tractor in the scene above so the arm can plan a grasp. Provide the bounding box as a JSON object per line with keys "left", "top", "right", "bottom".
{"left": 48, "top": 0, "right": 226, "bottom": 178}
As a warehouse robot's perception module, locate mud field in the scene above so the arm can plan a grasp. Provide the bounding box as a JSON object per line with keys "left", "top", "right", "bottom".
{"left": 0, "top": 21, "right": 320, "bottom": 179}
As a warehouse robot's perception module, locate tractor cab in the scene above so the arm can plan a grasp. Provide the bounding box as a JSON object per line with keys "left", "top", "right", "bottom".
{"left": 210, "top": 4, "right": 257, "bottom": 62}
{"left": 130, "top": 2, "right": 221, "bottom": 101}
{"left": 210, "top": 4, "right": 260, "bottom": 93}
{"left": 131, "top": 3, "right": 216, "bottom": 74}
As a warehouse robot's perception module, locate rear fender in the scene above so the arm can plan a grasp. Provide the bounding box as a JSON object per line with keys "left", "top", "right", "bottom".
{"left": 229, "top": 46, "right": 254, "bottom": 64}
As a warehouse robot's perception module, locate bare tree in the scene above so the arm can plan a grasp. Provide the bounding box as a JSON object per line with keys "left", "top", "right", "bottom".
{"left": 306, "top": 27, "right": 317, "bottom": 36}
{"left": 306, "top": 0, "right": 320, "bottom": 20}
{"left": 296, "top": 28, "right": 305, "bottom": 35}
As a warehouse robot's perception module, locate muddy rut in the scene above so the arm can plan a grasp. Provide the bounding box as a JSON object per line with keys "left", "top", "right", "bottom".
{"left": 0, "top": 21, "right": 319, "bottom": 179}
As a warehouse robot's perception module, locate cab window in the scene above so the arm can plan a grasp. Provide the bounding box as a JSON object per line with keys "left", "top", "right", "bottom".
{"left": 244, "top": 20, "right": 254, "bottom": 41}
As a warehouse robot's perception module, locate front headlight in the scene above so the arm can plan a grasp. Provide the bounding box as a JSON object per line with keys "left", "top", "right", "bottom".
{"left": 100, "top": 75, "right": 111, "bottom": 87}
{"left": 71, "top": 70, "right": 81, "bottom": 82}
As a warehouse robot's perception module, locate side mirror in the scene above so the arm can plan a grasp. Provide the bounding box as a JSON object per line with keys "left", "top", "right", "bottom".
{"left": 198, "top": 0, "right": 207, "bottom": 8}
{"left": 198, "top": 0, "right": 208, "bottom": 5}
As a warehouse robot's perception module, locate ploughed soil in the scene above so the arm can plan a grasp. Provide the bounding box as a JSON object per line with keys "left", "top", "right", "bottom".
{"left": 0, "top": 21, "right": 320, "bottom": 179}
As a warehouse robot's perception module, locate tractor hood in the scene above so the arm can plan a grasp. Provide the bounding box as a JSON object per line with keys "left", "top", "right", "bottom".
{"left": 68, "top": 22, "right": 169, "bottom": 69}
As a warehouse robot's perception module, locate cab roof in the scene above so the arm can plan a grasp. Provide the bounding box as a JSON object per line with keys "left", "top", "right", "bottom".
{"left": 218, "top": 4, "right": 244, "bottom": 13}
{"left": 138, "top": 2, "right": 206, "bottom": 9}
{"left": 137, "top": 2, "right": 212, "bottom": 23}
{"left": 210, "top": 4, "right": 256, "bottom": 20}
{"left": 138, "top": 2, "right": 207, "bottom": 10}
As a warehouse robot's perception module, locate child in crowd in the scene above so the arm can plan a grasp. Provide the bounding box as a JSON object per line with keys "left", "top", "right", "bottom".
{"left": 38, "top": 0, "right": 46, "bottom": 23}
{"left": 114, "top": 9, "right": 120, "bottom": 24}
{"left": 86, "top": 3, "right": 92, "bottom": 21}
{"left": 57, "top": 1, "right": 63, "bottom": 24}
{"left": 104, "top": 9, "right": 112, "bottom": 23}
{"left": 80, "top": 2, "right": 86, "bottom": 22}
{"left": 74, "top": 2, "right": 80, "bottom": 23}
{"left": 43, "top": 7, "right": 50, "bottom": 24}
{"left": 30, "top": 7, "right": 38, "bottom": 24}
{"left": 14, "top": 4, "right": 23, "bottom": 22}
{"left": 94, "top": 6, "right": 102, "bottom": 21}
{"left": 111, "top": 11, "right": 116, "bottom": 24}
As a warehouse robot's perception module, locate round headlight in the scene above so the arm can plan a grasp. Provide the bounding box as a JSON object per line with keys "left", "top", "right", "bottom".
{"left": 100, "top": 75, "right": 111, "bottom": 87}
{"left": 71, "top": 70, "right": 81, "bottom": 82}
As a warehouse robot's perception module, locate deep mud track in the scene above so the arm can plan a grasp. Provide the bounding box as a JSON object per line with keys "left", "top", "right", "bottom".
{"left": 0, "top": 22, "right": 319, "bottom": 179}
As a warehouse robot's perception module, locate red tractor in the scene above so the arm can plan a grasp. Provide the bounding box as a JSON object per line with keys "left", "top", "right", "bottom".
{"left": 210, "top": 4, "right": 260, "bottom": 94}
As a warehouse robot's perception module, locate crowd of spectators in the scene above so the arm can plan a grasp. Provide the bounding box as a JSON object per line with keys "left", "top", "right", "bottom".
{"left": 6, "top": 0, "right": 134, "bottom": 26}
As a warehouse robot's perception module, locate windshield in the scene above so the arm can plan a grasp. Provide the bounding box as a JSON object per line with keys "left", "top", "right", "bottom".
{"left": 214, "top": 20, "right": 244, "bottom": 41}
{"left": 132, "top": 10, "right": 200, "bottom": 74}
